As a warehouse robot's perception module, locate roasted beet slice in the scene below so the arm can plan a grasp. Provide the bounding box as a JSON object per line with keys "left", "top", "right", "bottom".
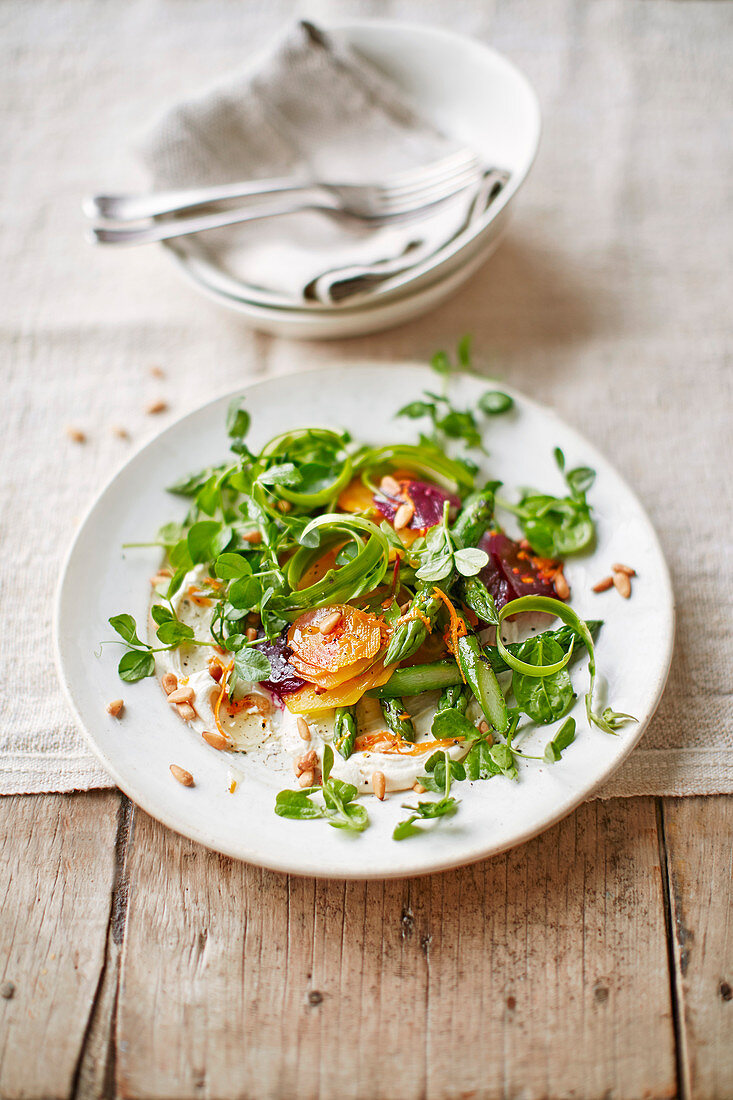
{"left": 258, "top": 630, "right": 305, "bottom": 700}
{"left": 373, "top": 479, "right": 460, "bottom": 532}
{"left": 478, "top": 532, "right": 559, "bottom": 613}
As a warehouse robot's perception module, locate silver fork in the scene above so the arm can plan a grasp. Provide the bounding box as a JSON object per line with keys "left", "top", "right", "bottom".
{"left": 85, "top": 149, "right": 480, "bottom": 223}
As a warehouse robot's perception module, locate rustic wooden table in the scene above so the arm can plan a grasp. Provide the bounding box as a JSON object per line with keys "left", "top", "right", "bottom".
{"left": 1, "top": 792, "right": 730, "bottom": 1099}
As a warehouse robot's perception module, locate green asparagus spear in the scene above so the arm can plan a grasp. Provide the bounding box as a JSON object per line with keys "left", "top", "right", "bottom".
{"left": 383, "top": 584, "right": 443, "bottom": 665}
{"left": 459, "top": 575, "right": 499, "bottom": 625}
{"left": 380, "top": 698, "right": 416, "bottom": 742}
{"left": 451, "top": 489, "right": 496, "bottom": 548}
{"left": 437, "top": 684, "right": 470, "bottom": 714}
{"left": 333, "top": 706, "right": 357, "bottom": 760}
{"left": 455, "top": 630, "right": 508, "bottom": 732}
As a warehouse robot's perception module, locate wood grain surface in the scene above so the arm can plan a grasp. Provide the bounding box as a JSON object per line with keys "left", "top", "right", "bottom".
{"left": 2, "top": 792, "right": 731, "bottom": 1099}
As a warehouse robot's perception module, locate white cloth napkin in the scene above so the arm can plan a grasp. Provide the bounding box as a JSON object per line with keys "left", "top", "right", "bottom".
{"left": 137, "top": 20, "right": 483, "bottom": 304}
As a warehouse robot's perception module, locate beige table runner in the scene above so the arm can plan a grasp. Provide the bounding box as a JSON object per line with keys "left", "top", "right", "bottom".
{"left": 1, "top": 0, "right": 731, "bottom": 797}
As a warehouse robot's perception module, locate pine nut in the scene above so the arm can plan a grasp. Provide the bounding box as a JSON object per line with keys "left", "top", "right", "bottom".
{"left": 393, "top": 500, "right": 415, "bottom": 531}
{"left": 318, "top": 610, "right": 342, "bottom": 635}
{"left": 246, "top": 627, "right": 258, "bottom": 642}
{"left": 299, "top": 769, "right": 316, "bottom": 788}
{"left": 176, "top": 703, "right": 197, "bottom": 722}
{"left": 478, "top": 720, "right": 489, "bottom": 734}
{"left": 208, "top": 660, "right": 224, "bottom": 682}
{"left": 277, "top": 499, "right": 292, "bottom": 513}
{"left": 380, "top": 475, "right": 402, "bottom": 497}
{"left": 613, "top": 571, "right": 632, "bottom": 598}
{"left": 170, "top": 764, "right": 194, "bottom": 787}
{"left": 592, "top": 576, "right": 614, "bottom": 593}
{"left": 372, "top": 771, "right": 386, "bottom": 800}
{"left": 161, "top": 673, "right": 178, "bottom": 695}
{"left": 202, "top": 730, "right": 230, "bottom": 751}
{"left": 554, "top": 570, "right": 570, "bottom": 600}
{"left": 413, "top": 782, "right": 426, "bottom": 794}
{"left": 297, "top": 717, "right": 311, "bottom": 742}
{"left": 242, "top": 529, "right": 262, "bottom": 544}
{"left": 612, "top": 563, "right": 636, "bottom": 577}
{"left": 295, "top": 749, "right": 318, "bottom": 777}
{"left": 146, "top": 399, "right": 168, "bottom": 415}
{"left": 151, "top": 570, "right": 172, "bottom": 587}
{"left": 106, "top": 699, "right": 124, "bottom": 718}
{"left": 168, "top": 685, "right": 195, "bottom": 705}
{"left": 65, "top": 426, "right": 86, "bottom": 443}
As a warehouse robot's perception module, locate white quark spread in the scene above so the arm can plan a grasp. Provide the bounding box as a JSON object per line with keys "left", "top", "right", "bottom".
{"left": 153, "top": 565, "right": 471, "bottom": 792}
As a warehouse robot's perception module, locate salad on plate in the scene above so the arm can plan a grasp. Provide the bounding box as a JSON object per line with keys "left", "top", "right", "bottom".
{"left": 107, "top": 343, "right": 634, "bottom": 841}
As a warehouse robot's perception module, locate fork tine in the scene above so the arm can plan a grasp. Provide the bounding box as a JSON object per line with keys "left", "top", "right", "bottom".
{"left": 372, "top": 163, "right": 483, "bottom": 214}
{"left": 375, "top": 149, "right": 479, "bottom": 194}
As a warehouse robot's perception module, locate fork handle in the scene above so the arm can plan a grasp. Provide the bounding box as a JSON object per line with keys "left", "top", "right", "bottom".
{"left": 87, "top": 198, "right": 341, "bottom": 246}
{"left": 84, "top": 177, "right": 323, "bottom": 223}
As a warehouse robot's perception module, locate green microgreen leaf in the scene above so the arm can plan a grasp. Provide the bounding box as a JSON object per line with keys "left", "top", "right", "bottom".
{"left": 479, "top": 390, "right": 514, "bottom": 415}
{"left": 233, "top": 647, "right": 272, "bottom": 683}
{"left": 117, "top": 649, "right": 155, "bottom": 682}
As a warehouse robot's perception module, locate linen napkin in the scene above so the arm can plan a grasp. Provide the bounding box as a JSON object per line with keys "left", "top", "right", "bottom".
{"left": 138, "top": 20, "right": 487, "bottom": 305}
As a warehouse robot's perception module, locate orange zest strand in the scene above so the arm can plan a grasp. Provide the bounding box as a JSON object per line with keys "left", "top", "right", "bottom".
{"left": 187, "top": 584, "right": 212, "bottom": 607}
{"left": 396, "top": 606, "right": 432, "bottom": 632}
{"left": 432, "top": 586, "right": 468, "bottom": 668}
{"left": 353, "top": 732, "right": 465, "bottom": 757}
{"left": 214, "top": 660, "right": 235, "bottom": 738}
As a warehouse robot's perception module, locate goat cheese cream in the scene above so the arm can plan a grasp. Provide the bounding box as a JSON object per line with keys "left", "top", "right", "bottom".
{"left": 153, "top": 565, "right": 469, "bottom": 792}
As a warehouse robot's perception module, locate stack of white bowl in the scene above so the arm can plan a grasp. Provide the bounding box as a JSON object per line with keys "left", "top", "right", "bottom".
{"left": 163, "top": 21, "right": 541, "bottom": 340}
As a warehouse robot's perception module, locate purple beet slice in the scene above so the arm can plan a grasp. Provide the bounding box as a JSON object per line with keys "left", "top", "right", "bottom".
{"left": 479, "top": 533, "right": 559, "bottom": 613}
{"left": 258, "top": 630, "right": 305, "bottom": 700}
{"left": 373, "top": 479, "right": 460, "bottom": 531}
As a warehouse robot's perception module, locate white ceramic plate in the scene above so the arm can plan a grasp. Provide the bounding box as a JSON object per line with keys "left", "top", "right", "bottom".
{"left": 55, "top": 366, "right": 674, "bottom": 878}
{"left": 166, "top": 19, "right": 539, "bottom": 338}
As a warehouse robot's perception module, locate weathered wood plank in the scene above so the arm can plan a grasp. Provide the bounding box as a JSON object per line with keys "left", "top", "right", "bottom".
{"left": 117, "top": 797, "right": 676, "bottom": 1100}
{"left": 662, "top": 796, "right": 733, "bottom": 1100}
{"left": 0, "top": 791, "right": 120, "bottom": 1100}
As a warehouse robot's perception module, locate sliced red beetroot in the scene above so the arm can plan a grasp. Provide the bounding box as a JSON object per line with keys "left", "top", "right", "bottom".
{"left": 373, "top": 479, "right": 460, "bottom": 532}
{"left": 258, "top": 630, "right": 306, "bottom": 700}
{"left": 479, "top": 532, "right": 559, "bottom": 613}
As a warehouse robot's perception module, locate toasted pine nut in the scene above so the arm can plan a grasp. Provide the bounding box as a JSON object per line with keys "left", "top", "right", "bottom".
{"left": 413, "top": 782, "right": 426, "bottom": 794}
{"left": 202, "top": 730, "right": 230, "bottom": 751}
{"left": 613, "top": 572, "right": 632, "bottom": 599}
{"left": 554, "top": 570, "right": 570, "bottom": 600}
{"left": 297, "top": 717, "right": 311, "bottom": 742}
{"left": 150, "top": 570, "right": 172, "bottom": 587}
{"left": 318, "top": 610, "right": 343, "bottom": 635}
{"left": 277, "top": 499, "right": 292, "bottom": 513}
{"left": 161, "top": 673, "right": 178, "bottom": 695}
{"left": 242, "top": 529, "right": 262, "bottom": 544}
{"left": 176, "top": 702, "right": 197, "bottom": 722}
{"left": 295, "top": 749, "right": 318, "bottom": 777}
{"left": 106, "top": 699, "right": 124, "bottom": 718}
{"left": 208, "top": 660, "right": 223, "bottom": 682}
{"left": 380, "top": 475, "right": 402, "bottom": 497}
{"left": 146, "top": 399, "right": 168, "bottom": 415}
{"left": 478, "top": 720, "right": 489, "bottom": 735}
{"left": 65, "top": 426, "right": 86, "bottom": 443}
{"left": 170, "top": 764, "right": 194, "bottom": 787}
{"left": 246, "top": 627, "right": 258, "bottom": 642}
{"left": 612, "top": 563, "right": 636, "bottom": 577}
{"left": 299, "top": 769, "right": 316, "bottom": 788}
{"left": 592, "top": 576, "right": 614, "bottom": 593}
{"left": 168, "top": 685, "right": 195, "bottom": 705}
{"left": 393, "top": 500, "right": 415, "bottom": 531}
{"left": 372, "top": 770, "right": 386, "bottom": 800}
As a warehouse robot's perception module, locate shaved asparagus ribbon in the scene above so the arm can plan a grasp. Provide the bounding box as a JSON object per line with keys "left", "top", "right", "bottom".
{"left": 496, "top": 595, "right": 626, "bottom": 735}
